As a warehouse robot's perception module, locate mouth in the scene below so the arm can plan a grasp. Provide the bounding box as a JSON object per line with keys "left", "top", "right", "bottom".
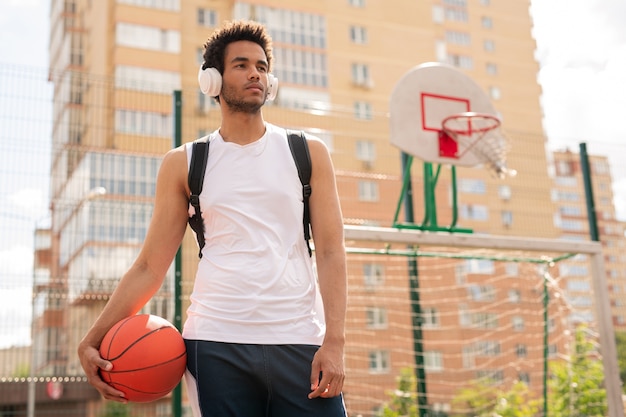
{"left": 246, "top": 83, "right": 264, "bottom": 93}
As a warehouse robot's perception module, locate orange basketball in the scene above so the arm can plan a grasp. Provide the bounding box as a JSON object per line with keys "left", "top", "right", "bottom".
{"left": 99, "top": 314, "right": 187, "bottom": 402}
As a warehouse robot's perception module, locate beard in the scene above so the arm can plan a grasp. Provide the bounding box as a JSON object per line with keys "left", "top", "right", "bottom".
{"left": 221, "top": 84, "right": 266, "bottom": 114}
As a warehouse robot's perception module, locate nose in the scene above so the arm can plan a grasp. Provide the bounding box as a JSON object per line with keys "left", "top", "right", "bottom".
{"left": 248, "top": 67, "right": 261, "bottom": 80}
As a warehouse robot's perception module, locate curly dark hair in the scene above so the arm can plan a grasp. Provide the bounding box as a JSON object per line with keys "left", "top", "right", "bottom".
{"left": 202, "top": 20, "right": 273, "bottom": 74}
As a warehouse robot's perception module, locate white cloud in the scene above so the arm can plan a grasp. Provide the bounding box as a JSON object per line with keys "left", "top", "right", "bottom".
{"left": 0, "top": 246, "right": 33, "bottom": 348}
{"left": 0, "top": 287, "right": 32, "bottom": 348}
{"left": 531, "top": 0, "right": 626, "bottom": 220}
{"left": 7, "top": 187, "right": 49, "bottom": 219}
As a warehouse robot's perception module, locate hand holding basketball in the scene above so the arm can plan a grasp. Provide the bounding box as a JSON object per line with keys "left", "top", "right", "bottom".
{"left": 98, "top": 314, "right": 187, "bottom": 403}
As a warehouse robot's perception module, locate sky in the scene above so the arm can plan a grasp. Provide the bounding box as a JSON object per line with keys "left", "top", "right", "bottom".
{"left": 0, "top": 0, "right": 625, "bottom": 348}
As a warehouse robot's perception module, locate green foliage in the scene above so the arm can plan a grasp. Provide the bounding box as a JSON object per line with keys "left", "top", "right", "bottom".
{"left": 379, "top": 368, "right": 419, "bottom": 417}
{"left": 450, "top": 379, "right": 540, "bottom": 417}
{"left": 99, "top": 401, "right": 131, "bottom": 417}
{"left": 548, "top": 326, "right": 607, "bottom": 417}
{"left": 614, "top": 331, "right": 626, "bottom": 393}
{"left": 12, "top": 362, "right": 29, "bottom": 378}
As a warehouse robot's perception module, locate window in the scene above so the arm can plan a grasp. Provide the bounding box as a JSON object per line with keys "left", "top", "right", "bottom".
{"left": 363, "top": 263, "right": 384, "bottom": 287}
{"left": 445, "top": 8, "right": 468, "bottom": 22}
{"left": 349, "top": 0, "right": 366, "bottom": 7}
{"left": 483, "top": 39, "right": 495, "bottom": 52}
{"left": 276, "top": 87, "right": 331, "bottom": 111}
{"left": 473, "top": 312, "right": 498, "bottom": 329}
{"left": 512, "top": 316, "right": 525, "bottom": 331}
{"left": 592, "top": 160, "right": 609, "bottom": 175}
{"left": 567, "top": 280, "right": 591, "bottom": 292}
{"left": 498, "top": 185, "right": 511, "bottom": 200}
{"left": 548, "top": 344, "right": 558, "bottom": 357}
{"left": 424, "top": 351, "right": 443, "bottom": 372}
{"left": 351, "top": 63, "right": 372, "bottom": 87}
{"left": 501, "top": 210, "right": 513, "bottom": 227}
{"left": 116, "top": 0, "right": 180, "bottom": 11}
{"left": 505, "top": 262, "right": 519, "bottom": 277}
{"left": 477, "top": 370, "right": 504, "bottom": 384}
{"left": 465, "top": 259, "right": 495, "bottom": 274}
{"left": 458, "top": 178, "right": 486, "bottom": 194}
{"left": 369, "top": 350, "right": 390, "bottom": 373}
{"left": 273, "top": 47, "right": 328, "bottom": 88}
{"left": 555, "top": 176, "right": 577, "bottom": 187}
{"left": 115, "top": 110, "right": 172, "bottom": 137}
{"left": 350, "top": 25, "right": 368, "bottom": 44}
{"left": 489, "top": 86, "right": 501, "bottom": 100}
{"left": 477, "top": 341, "right": 500, "bottom": 356}
{"left": 447, "top": 54, "right": 473, "bottom": 69}
{"left": 559, "top": 264, "right": 588, "bottom": 276}
{"left": 559, "top": 205, "right": 582, "bottom": 216}
{"left": 560, "top": 219, "right": 585, "bottom": 231}
{"left": 460, "top": 204, "right": 489, "bottom": 221}
{"left": 422, "top": 307, "right": 440, "bottom": 327}
{"left": 356, "top": 140, "right": 376, "bottom": 162}
{"left": 481, "top": 16, "right": 493, "bottom": 29}
{"left": 198, "top": 91, "right": 218, "bottom": 114}
{"left": 197, "top": 8, "right": 217, "bottom": 27}
{"left": 234, "top": 6, "right": 326, "bottom": 49}
{"left": 354, "top": 101, "right": 373, "bottom": 120}
{"left": 552, "top": 190, "right": 579, "bottom": 202}
{"left": 358, "top": 180, "right": 379, "bottom": 201}
{"left": 486, "top": 62, "right": 498, "bottom": 75}
{"left": 445, "top": 30, "right": 471, "bottom": 45}
{"left": 115, "top": 66, "right": 181, "bottom": 94}
{"left": 432, "top": 5, "right": 444, "bottom": 23}
{"left": 468, "top": 284, "right": 495, "bottom": 301}
{"left": 366, "top": 307, "right": 388, "bottom": 329}
{"left": 508, "top": 289, "right": 521, "bottom": 303}
{"left": 518, "top": 372, "right": 530, "bottom": 384}
{"left": 116, "top": 23, "right": 180, "bottom": 53}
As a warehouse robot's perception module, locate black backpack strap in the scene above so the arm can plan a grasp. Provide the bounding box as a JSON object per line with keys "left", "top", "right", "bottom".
{"left": 286, "top": 130, "right": 313, "bottom": 257}
{"left": 188, "top": 138, "right": 210, "bottom": 258}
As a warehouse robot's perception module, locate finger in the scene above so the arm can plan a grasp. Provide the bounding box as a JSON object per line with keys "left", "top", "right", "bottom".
{"left": 309, "top": 362, "right": 322, "bottom": 391}
{"left": 90, "top": 363, "right": 127, "bottom": 400}
{"left": 309, "top": 370, "right": 334, "bottom": 399}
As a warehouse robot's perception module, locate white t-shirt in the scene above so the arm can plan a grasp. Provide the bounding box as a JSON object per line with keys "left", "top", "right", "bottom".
{"left": 181, "top": 123, "right": 325, "bottom": 345}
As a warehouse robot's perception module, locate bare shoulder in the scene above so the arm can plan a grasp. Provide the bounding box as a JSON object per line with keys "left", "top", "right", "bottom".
{"left": 158, "top": 144, "right": 190, "bottom": 195}
{"left": 304, "top": 134, "right": 332, "bottom": 166}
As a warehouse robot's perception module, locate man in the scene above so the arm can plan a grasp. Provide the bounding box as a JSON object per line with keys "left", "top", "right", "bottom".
{"left": 78, "top": 20, "right": 348, "bottom": 417}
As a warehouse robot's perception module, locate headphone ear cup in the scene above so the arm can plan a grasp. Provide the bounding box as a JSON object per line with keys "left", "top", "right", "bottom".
{"left": 198, "top": 66, "right": 222, "bottom": 97}
{"left": 267, "top": 74, "right": 278, "bottom": 101}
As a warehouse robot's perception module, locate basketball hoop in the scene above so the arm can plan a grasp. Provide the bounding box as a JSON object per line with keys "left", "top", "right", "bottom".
{"left": 440, "top": 112, "right": 516, "bottom": 178}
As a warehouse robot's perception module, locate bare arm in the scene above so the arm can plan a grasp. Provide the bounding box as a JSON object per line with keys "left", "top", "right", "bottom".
{"left": 306, "top": 138, "right": 348, "bottom": 399}
{"left": 78, "top": 146, "right": 190, "bottom": 401}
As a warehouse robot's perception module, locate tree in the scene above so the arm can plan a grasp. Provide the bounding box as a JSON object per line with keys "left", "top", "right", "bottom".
{"left": 379, "top": 368, "right": 419, "bottom": 417}
{"left": 614, "top": 331, "right": 626, "bottom": 393}
{"left": 548, "top": 326, "right": 607, "bottom": 417}
{"left": 450, "top": 379, "right": 540, "bottom": 417}
{"left": 99, "top": 401, "right": 131, "bottom": 417}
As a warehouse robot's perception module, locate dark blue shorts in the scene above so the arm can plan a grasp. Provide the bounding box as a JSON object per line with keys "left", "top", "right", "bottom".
{"left": 184, "top": 340, "right": 347, "bottom": 417}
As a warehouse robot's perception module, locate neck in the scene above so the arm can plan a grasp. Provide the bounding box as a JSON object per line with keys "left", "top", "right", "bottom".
{"left": 219, "top": 111, "right": 266, "bottom": 145}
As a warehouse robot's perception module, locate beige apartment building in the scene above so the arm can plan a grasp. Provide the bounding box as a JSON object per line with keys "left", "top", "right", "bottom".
{"left": 15, "top": 0, "right": 617, "bottom": 415}
{"left": 551, "top": 150, "right": 626, "bottom": 329}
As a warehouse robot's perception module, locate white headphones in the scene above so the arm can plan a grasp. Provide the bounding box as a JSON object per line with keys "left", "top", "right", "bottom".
{"left": 197, "top": 66, "right": 279, "bottom": 101}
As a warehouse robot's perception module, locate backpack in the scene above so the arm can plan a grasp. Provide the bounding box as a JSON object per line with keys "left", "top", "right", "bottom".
{"left": 187, "top": 130, "right": 312, "bottom": 259}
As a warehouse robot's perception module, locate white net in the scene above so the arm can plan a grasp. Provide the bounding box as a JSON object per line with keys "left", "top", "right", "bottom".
{"left": 341, "top": 225, "right": 622, "bottom": 417}
{"left": 442, "top": 112, "right": 515, "bottom": 178}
